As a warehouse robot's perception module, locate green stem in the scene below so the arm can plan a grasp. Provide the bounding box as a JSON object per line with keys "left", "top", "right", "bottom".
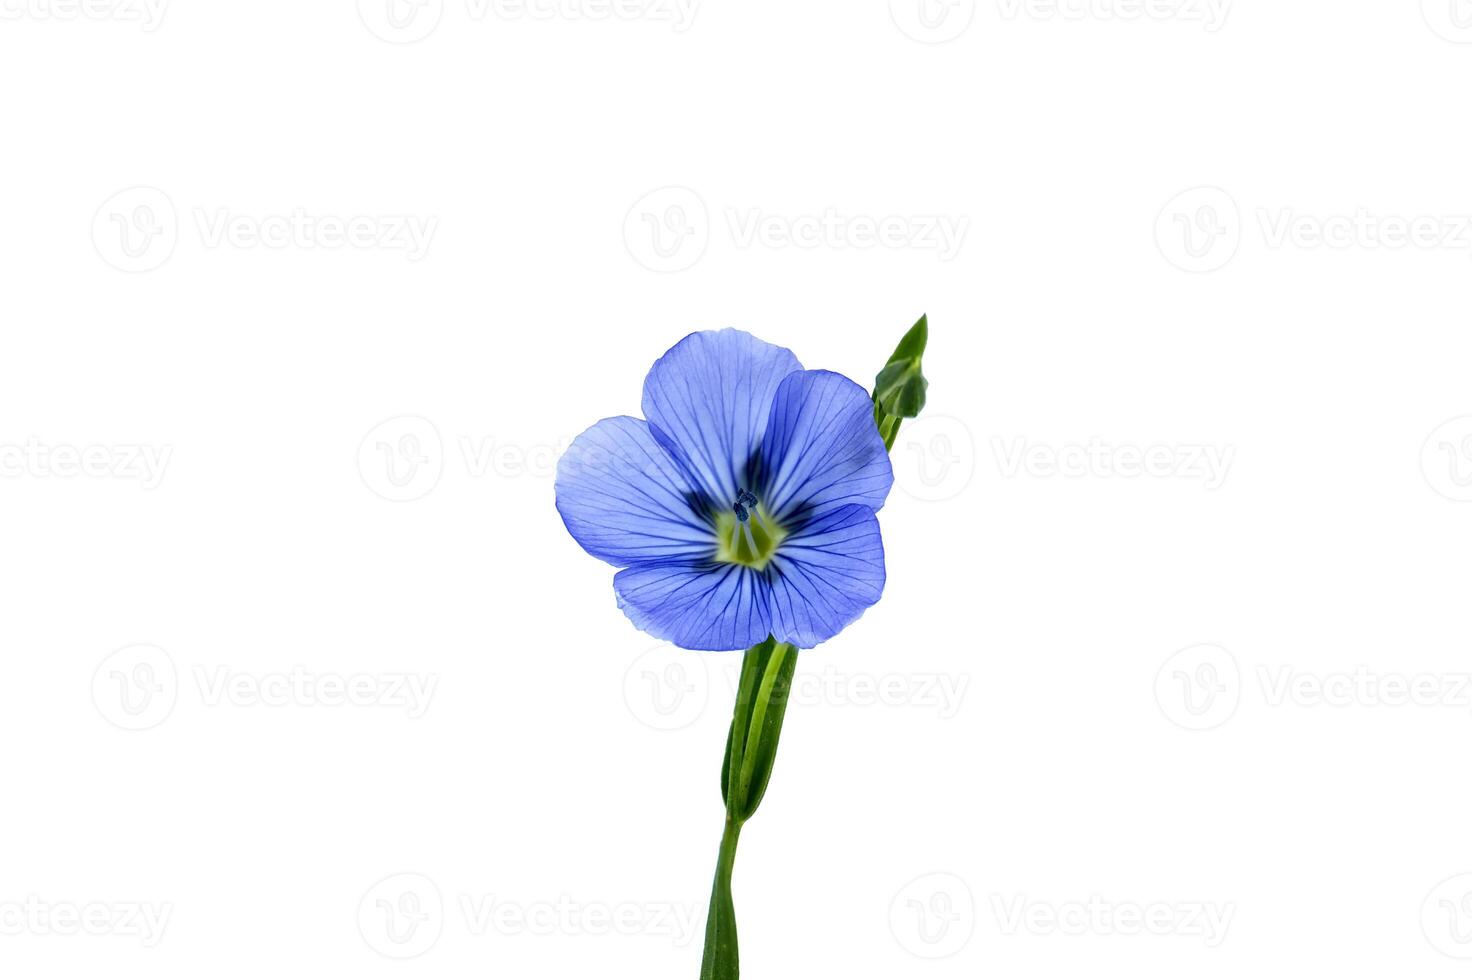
{"left": 700, "top": 815, "right": 743, "bottom": 980}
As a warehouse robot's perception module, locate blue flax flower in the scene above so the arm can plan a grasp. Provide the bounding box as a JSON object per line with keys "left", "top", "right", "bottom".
{"left": 555, "top": 329, "right": 894, "bottom": 650}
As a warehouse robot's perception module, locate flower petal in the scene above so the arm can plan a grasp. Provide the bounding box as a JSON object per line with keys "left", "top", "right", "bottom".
{"left": 766, "top": 504, "right": 886, "bottom": 648}
{"left": 614, "top": 560, "right": 772, "bottom": 651}
{"left": 757, "top": 370, "right": 894, "bottom": 526}
{"left": 642, "top": 329, "right": 803, "bottom": 512}
{"left": 555, "top": 416, "right": 715, "bottom": 567}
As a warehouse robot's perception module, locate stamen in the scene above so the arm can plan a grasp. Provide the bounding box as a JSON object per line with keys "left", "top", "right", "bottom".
{"left": 733, "top": 492, "right": 758, "bottom": 558}
{"left": 716, "top": 488, "right": 786, "bottom": 570}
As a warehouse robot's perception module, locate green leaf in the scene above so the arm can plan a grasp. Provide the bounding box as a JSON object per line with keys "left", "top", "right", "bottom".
{"left": 733, "top": 643, "right": 797, "bottom": 821}
{"left": 720, "top": 637, "right": 774, "bottom": 808}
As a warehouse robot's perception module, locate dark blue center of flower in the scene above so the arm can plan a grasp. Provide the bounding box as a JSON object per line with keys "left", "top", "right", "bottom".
{"left": 733, "top": 488, "right": 758, "bottom": 522}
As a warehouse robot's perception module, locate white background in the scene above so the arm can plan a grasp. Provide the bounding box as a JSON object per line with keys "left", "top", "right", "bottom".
{"left": 3, "top": 1, "right": 1472, "bottom": 977}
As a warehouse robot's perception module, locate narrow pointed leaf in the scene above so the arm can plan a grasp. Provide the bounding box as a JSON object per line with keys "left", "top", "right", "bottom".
{"left": 721, "top": 637, "right": 775, "bottom": 807}
{"left": 734, "top": 642, "right": 798, "bottom": 821}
